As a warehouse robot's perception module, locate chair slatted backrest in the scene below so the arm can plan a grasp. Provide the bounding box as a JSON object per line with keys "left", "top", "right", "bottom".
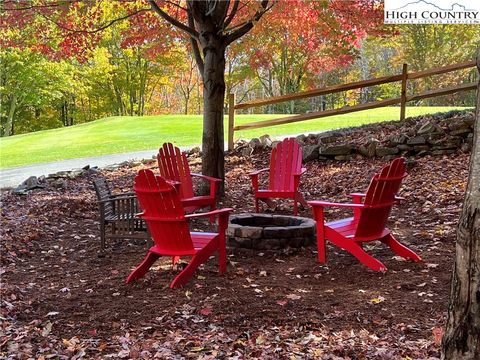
{"left": 355, "top": 158, "right": 407, "bottom": 239}
{"left": 157, "top": 143, "right": 194, "bottom": 199}
{"left": 269, "top": 138, "right": 303, "bottom": 192}
{"left": 134, "top": 169, "right": 195, "bottom": 255}
{"left": 93, "top": 178, "right": 114, "bottom": 216}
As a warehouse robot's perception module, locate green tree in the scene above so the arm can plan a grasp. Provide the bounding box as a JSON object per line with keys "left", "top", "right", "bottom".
{"left": 0, "top": 49, "right": 75, "bottom": 136}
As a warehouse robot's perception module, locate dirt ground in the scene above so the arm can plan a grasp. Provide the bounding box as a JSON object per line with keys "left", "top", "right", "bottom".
{"left": 0, "top": 149, "right": 470, "bottom": 359}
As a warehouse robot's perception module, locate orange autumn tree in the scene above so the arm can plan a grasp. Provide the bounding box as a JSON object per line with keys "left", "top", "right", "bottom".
{"left": 237, "top": 0, "right": 385, "bottom": 113}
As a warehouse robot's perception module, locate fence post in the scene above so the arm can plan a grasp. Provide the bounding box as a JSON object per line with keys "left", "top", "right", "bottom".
{"left": 228, "top": 93, "right": 235, "bottom": 151}
{"left": 400, "top": 63, "right": 408, "bottom": 121}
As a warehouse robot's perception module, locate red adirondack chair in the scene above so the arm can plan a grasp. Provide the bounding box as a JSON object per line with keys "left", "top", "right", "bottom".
{"left": 250, "top": 138, "right": 307, "bottom": 215}
{"left": 157, "top": 143, "right": 221, "bottom": 214}
{"left": 309, "top": 157, "right": 422, "bottom": 272}
{"left": 125, "top": 170, "right": 232, "bottom": 289}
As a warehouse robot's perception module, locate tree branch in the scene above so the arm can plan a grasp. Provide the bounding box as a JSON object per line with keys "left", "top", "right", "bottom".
{"left": 163, "top": 0, "right": 187, "bottom": 12}
{"left": 223, "top": 0, "right": 240, "bottom": 29}
{"left": 188, "top": 11, "right": 205, "bottom": 75}
{"left": 2, "top": 0, "right": 82, "bottom": 11}
{"left": 212, "top": 0, "right": 230, "bottom": 25}
{"left": 37, "top": 7, "right": 150, "bottom": 34}
{"left": 224, "top": 0, "right": 272, "bottom": 45}
{"left": 148, "top": 0, "right": 198, "bottom": 39}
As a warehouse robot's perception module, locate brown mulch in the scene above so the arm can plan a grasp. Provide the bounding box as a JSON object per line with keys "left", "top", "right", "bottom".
{"left": 0, "top": 148, "right": 470, "bottom": 359}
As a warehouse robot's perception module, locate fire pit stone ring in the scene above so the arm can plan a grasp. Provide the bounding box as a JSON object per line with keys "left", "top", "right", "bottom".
{"left": 227, "top": 213, "right": 316, "bottom": 250}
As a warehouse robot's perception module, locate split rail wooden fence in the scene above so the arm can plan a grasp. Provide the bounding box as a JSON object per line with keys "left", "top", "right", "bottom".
{"left": 227, "top": 60, "right": 477, "bottom": 150}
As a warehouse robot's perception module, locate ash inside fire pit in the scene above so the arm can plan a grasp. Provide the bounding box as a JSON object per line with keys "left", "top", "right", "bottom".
{"left": 227, "top": 213, "right": 316, "bottom": 250}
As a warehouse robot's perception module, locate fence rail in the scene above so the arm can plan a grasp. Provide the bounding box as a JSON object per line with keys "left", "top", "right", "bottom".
{"left": 227, "top": 59, "right": 477, "bottom": 150}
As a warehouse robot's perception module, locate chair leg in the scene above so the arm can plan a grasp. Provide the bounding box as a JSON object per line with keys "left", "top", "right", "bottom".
{"left": 172, "top": 256, "right": 180, "bottom": 267}
{"left": 331, "top": 237, "right": 387, "bottom": 272}
{"left": 100, "top": 221, "right": 106, "bottom": 252}
{"left": 264, "top": 198, "right": 276, "bottom": 209}
{"left": 381, "top": 234, "right": 422, "bottom": 262}
{"left": 255, "top": 197, "right": 260, "bottom": 213}
{"left": 293, "top": 199, "right": 298, "bottom": 216}
{"left": 297, "top": 193, "right": 308, "bottom": 208}
{"left": 317, "top": 226, "right": 326, "bottom": 264}
{"left": 170, "top": 239, "right": 219, "bottom": 289}
{"left": 218, "top": 235, "right": 227, "bottom": 275}
{"left": 209, "top": 203, "right": 216, "bottom": 224}
{"left": 125, "top": 251, "right": 160, "bottom": 283}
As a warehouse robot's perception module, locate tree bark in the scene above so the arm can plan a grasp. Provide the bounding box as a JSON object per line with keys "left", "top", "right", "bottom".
{"left": 442, "top": 50, "right": 480, "bottom": 359}
{"left": 5, "top": 93, "right": 17, "bottom": 136}
{"left": 149, "top": 0, "right": 270, "bottom": 191}
{"left": 201, "top": 37, "right": 226, "bottom": 193}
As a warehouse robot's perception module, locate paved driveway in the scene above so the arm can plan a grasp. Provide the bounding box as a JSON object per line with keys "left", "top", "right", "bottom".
{"left": 0, "top": 149, "right": 159, "bottom": 189}
{"left": 0, "top": 133, "right": 301, "bottom": 189}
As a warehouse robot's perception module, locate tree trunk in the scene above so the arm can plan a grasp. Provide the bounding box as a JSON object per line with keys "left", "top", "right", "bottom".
{"left": 442, "top": 51, "right": 480, "bottom": 359}
{"left": 184, "top": 93, "right": 190, "bottom": 115}
{"left": 201, "top": 40, "right": 226, "bottom": 194}
{"left": 4, "top": 93, "right": 17, "bottom": 136}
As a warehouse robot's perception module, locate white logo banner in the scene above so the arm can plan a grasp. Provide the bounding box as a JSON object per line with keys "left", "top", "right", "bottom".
{"left": 384, "top": 0, "right": 480, "bottom": 24}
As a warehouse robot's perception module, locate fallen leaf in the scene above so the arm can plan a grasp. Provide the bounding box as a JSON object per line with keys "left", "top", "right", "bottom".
{"left": 370, "top": 296, "right": 386, "bottom": 304}
{"left": 286, "top": 294, "right": 301, "bottom": 300}
{"left": 42, "top": 321, "right": 52, "bottom": 336}
{"left": 432, "top": 327, "right": 444, "bottom": 345}
{"left": 199, "top": 307, "right": 212, "bottom": 316}
{"left": 256, "top": 334, "right": 266, "bottom": 345}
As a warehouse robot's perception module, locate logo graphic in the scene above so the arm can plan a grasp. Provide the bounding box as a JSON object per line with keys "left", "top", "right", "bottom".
{"left": 384, "top": 0, "right": 480, "bottom": 24}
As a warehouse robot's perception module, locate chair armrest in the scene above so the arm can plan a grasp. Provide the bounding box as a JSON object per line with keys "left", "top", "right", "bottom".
{"left": 249, "top": 168, "right": 269, "bottom": 191}
{"left": 308, "top": 200, "right": 364, "bottom": 209}
{"left": 349, "top": 193, "right": 365, "bottom": 218}
{"left": 191, "top": 173, "right": 221, "bottom": 198}
{"left": 185, "top": 208, "right": 233, "bottom": 220}
{"left": 249, "top": 168, "right": 269, "bottom": 177}
{"left": 166, "top": 179, "right": 181, "bottom": 186}
{"left": 186, "top": 208, "right": 232, "bottom": 233}
{"left": 293, "top": 167, "right": 307, "bottom": 176}
{"left": 349, "top": 193, "right": 405, "bottom": 202}
{"left": 191, "top": 173, "right": 222, "bottom": 183}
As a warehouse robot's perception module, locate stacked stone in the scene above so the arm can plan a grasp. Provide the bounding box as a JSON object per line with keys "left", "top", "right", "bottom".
{"left": 234, "top": 110, "right": 475, "bottom": 163}
{"left": 227, "top": 213, "right": 316, "bottom": 250}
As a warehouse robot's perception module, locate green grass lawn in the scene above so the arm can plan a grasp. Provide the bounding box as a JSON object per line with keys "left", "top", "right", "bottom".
{"left": 0, "top": 106, "right": 469, "bottom": 168}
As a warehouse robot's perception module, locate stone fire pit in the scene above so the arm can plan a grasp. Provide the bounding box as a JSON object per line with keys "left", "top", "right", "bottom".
{"left": 227, "top": 213, "right": 316, "bottom": 250}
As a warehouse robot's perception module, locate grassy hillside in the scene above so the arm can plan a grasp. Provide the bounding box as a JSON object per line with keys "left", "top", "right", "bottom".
{"left": 0, "top": 107, "right": 468, "bottom": 168}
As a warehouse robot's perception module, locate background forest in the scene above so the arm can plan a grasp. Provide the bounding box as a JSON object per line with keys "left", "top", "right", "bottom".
{"left": 1, "top": 1, "right": 478, "bottom": 136}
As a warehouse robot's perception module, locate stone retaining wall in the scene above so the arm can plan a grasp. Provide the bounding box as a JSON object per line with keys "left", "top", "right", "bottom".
{"left": 235, "top": 110, "right": 475, "bottom": 162}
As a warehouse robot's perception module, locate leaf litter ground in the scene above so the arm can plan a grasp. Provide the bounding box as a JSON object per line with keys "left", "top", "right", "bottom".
{"left": 0, "top": 149, "right": 469, "bottom": 359}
